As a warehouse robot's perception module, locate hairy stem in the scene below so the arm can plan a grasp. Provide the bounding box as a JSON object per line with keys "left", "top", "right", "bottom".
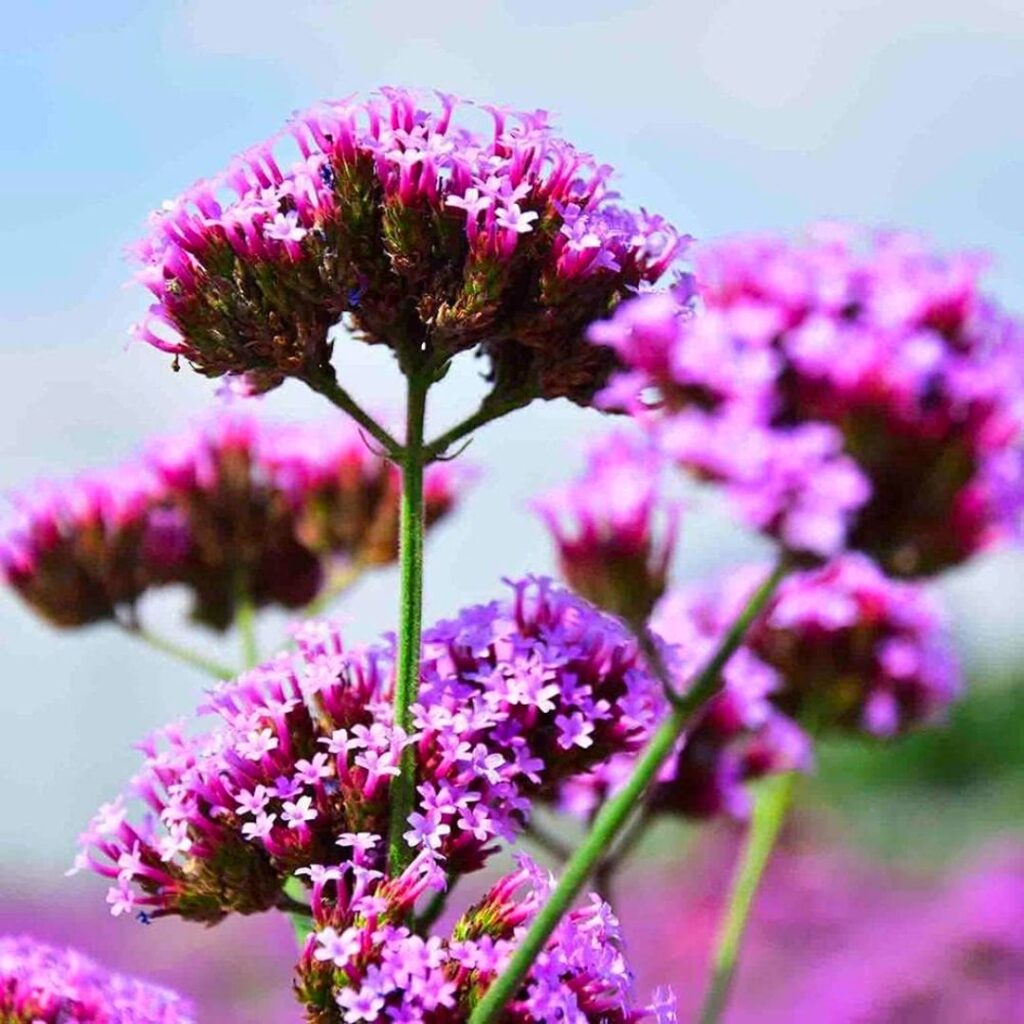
{"left": 424, "top": 394, "right": 532, "bottom": 462}
{"left": 303, "top": 369, "right": 403, "bottom": 460}
{"left": 698, "top": 771, "right": 798, "bottom": 1024}
{"left": 468, "top": 562, "right": 789, "bottom": 1024}
{"left": 118, "top": 621, "right": 235, "bottom": 680}
{"left": 387, "top": 371, "right": 430, "bottom": 876}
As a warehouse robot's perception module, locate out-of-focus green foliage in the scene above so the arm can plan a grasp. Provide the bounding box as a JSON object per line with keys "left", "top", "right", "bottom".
{"left": 811, "top": 675, "right": 1024, "bottom": 866}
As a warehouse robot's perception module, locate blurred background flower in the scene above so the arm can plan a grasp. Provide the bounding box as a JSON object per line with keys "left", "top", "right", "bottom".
{"left": 2, "top": 2, "right": 1023, "bottom": 1021}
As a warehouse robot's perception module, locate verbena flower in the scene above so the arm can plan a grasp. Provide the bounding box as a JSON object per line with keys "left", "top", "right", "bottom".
{"left": 557, "top": 553, "right": 958, "bottom": 822}
{"left": 533, "top": 430, "right": 679, "bottom": 625}
{"left": 73, "top": 578, "right": 660, "bottom": 923}
{"left": 665, "top": 554, "right": 962, "bottom": 737}
{"left": 0, "top": 935, "right": 194, "bottom": 1022}
{"left": 0, "top": 467, "right": 166, "bottom": 627}
{"left": 591, "top": 225, "right": 1024, "bottom": 572}
{"left": 133, "top": 88, "right": 685, "bottom": 402}
{"left": 557, "top": 612, "right": 809, "bottom": 822}
{"left": 0, "top": 411, "right": 470, "bottom": 629}
{"left": 295, "top": 852, "right": 675, "bottom": 1023}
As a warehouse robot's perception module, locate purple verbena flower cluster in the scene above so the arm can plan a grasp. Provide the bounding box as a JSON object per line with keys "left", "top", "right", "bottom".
{"left": 591, "top": 225, "right": 1024, "bottom": 571}
{"left": 295, "top": 852, "right": 674, "bottom": 1024}
{"left": 738, "top": 554, "right": 962, "bottom": 735}
{"left": 555, "top": 553, "right": 959, "bottom": 822}
{"left": 133, "top": 88, "right": 685, "bottom": 401}
{"left": 0, "top": 411, "right": 470, "bottom": 629}
{"left": 557, "top": 609, "right": 810, "bottom": 822}
{"left": 73, "top": 578, "right": 660, "bottom": 923}
{"left": 0, "top": 935, "right": 194, "bottom": 1023}
{"left": 532, "top": 430, "right": 679, "bottom": 625}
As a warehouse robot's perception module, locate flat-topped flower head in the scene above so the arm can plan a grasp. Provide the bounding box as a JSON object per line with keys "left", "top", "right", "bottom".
{"left": 533, "top": 430, "right": 679, "bottom": 625}
{"left": 295, "top": 854, "right": 674, "bottom": 1024}
{"left": 0, "top": 935, "right": 194, "bottom": 1023}
{"left": 134, "top": 88, "right": 685, "bottom": 402}
{"left": 73, "top": 579, "right": 660, "bottom": 923}
{"left": 1, "top": 411, "right": 471, "bottom": 630}
{"left": 592, "top": 225, "right": 1024, "bottom": 573}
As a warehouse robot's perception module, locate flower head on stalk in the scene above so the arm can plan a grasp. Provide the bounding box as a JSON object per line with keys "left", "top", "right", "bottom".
{"left": 703, "top": 555, "right": 963, "bottom": 736}
{"left": 555, "top": 553, "right": 958, "bottom": 823}
{"left": 0, "top": 410, "right": 471, "bottom": 630}
{"left": 557, "top": 614, "right": 810, "bottom": 823}
{"left": 533, "top": 430, "right": 679, "bottom": 626}
{"left": 133, "top": 88, "right": 685, "bottom": 402}
{"left": 295, "top": 853, "right": 675, "bottom": 1023}
{"left": 73, "top": 579, "right": 661, "bottom": 923}
{"left": 0, "top": 467, "right": 166, "bottom": 627}
{"left": 592, "top": 225, "right": 1024, "bottom": 573}
{"left": 0, "top": 935, "right": 194, "bottom": 1023}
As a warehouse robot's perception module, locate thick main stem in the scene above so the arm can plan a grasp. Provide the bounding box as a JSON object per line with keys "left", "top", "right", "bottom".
{"left": 468, "top": 562, "right": 789, "bottom": 1024}
{"left": 698, "top": 771, "right": 797, "bottom": 1024}
{"left": 387, "top": 372, "right": 430, "bottom": 876}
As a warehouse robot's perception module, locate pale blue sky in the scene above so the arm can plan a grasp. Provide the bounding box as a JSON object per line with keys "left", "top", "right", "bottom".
{"left": 2, "top": 0, "right": 1023, "bottom": 865}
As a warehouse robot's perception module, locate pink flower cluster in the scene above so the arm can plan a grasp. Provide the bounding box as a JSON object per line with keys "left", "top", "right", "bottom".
{"left": 0, "top": 411, "right": 469, "bottom": 629}
{"left": 0, "top": 935, "right": 193, "bottom": 1023}
{"left": 73, "top": 578, "right": 660, "bottom": 923}
{"left": 533, "top": 431, "right": 679, "bottom": 626}
{"left": 592, "top": 225, "right": 1024, "bottom": 572}
{"left": 555, "top": 554, "right": 959, "bottom": 822}
{"left": 737, "top": 554, "right": 962, "bottom": 735}
{"left": 134, "top": 88, "right": 685, "bottom": 401}
{"left": 295, "top": 852, "right": 674, "bottom": 1023}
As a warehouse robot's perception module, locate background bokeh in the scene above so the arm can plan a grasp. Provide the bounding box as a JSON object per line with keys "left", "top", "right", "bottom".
{"left": 2, "top": 2, "right": 1022, "bottom": 1020}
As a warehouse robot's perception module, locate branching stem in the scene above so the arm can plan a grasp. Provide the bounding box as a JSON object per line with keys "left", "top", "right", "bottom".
{"left": 468, "top": 562, "right": 789, "bottom": 1024}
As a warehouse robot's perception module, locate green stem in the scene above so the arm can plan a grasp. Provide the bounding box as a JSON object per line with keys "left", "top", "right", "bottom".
{"left": 120, "top": 622, "right": 235, "bottom": 680}
{"left": 303, "top": 369, "right": 403, "bottom": 460}
{"left": 593, "top": 803, "right": 654, "bottom": 902}
{"left": 698, "top": 771, "right": 798, "bottom": 1024}
{"left": 234, "top": 570, "right": 259, "bottom": 669}
{"left": 523, "top": 820, "right": 574, "bottom": 864}
{"left": 300, "top": 562, "right": 365, "bottom": 618}
{"left": 413, "top": 887, "right": 450, "bottom": 935}
{"left": 387, "top": 371, "right": 430, "bottom": 876}
{"left": 278, "top": 880, "right": 315, "bottom": 945}
{"left": 424, "top": 394, "right": 532, "bottom": 462}
{"left": 468, "top": 562, "right": 789, "bottom": 1024}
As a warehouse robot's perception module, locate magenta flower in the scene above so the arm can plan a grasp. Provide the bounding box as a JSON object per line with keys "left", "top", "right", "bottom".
{"left": 556, "top": 553, "right": 958, "bottom": 823}
{"left": 557, "top": 602, "right": 810, "bottom": 823}
{"left": 667, "top": 554, "right": 962, "bottom": 737}
{"left": 133, "top": 88, "right": 685, "bottom": 401}
{"left": 294, "top": 851, "right": 673, "bottom": 1023}
{"left": 533, "top": 430, "right": 679, "bottom": 624}
{"left": 0, "top": 935, "right": 194, "bottom": 1022}
{"left": 592, "top": 225, "right": 1024, "bottom": 573}
{"left": 1, "top": 411, "right": 472, "bottom": 630}
{"left": 73, "top": 578, "right": 660, "bottom": 923}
